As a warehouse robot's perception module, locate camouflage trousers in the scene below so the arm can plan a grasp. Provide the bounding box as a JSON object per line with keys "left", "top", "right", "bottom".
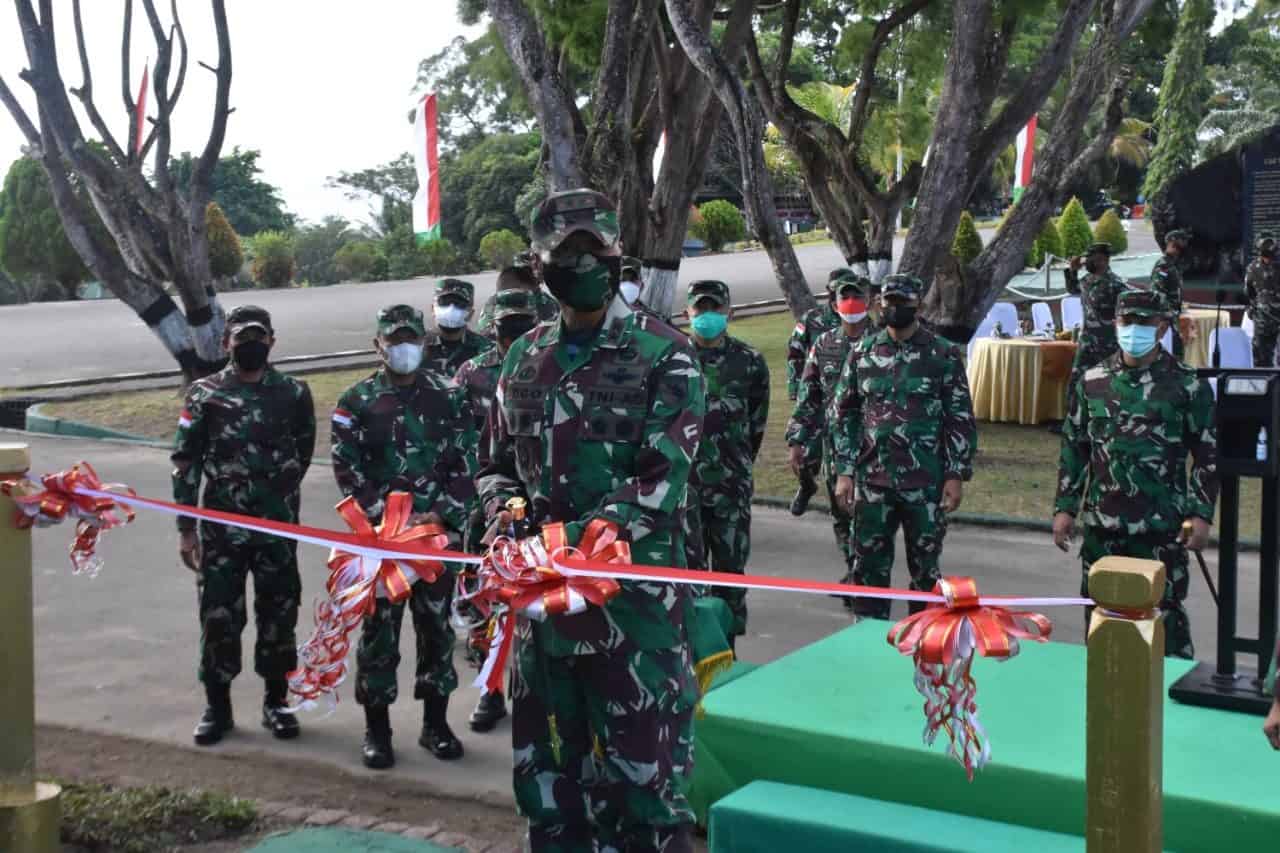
{"left": 1253, "top": 312, "right": 1280, "bottom": 367}
{"left": 849, "top": 483, "right": 945, "bottom": 620}
{"left": 686, "top": 491, "right": 751, "bottom": 636}
{"left": 1080, "top": 527, "right": 1194, "bottom": 659}
{"left": 197, "top": 525, "right": 300, "bottom": 686}
{"left": 803, "top": 447, "right": 855, "bottom": 574}
{"left": 354, "top": 568, "right": 459, "bottom": 706}
{"left": 511, "top": 636, "right": 697, "bottom": 853}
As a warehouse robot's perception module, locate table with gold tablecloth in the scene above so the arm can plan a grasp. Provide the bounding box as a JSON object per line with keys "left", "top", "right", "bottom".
{"left": 1179, "top": 308, "right": 1225, "bottom": 368}
{"left": 967, "top": 338, "right": 1078, "bottom": 425}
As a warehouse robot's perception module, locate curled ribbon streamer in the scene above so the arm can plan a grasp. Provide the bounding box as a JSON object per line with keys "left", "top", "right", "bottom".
{"left": 468, "top": 519, "right": 625, "bottom": 695}
{"left": 0, "top": 462, "right": 135, "bottom": 577}
{"left": 887, "top": 576, "right": 1052, "bottom": 780}
{"left": 286, "top": 493, "right": 450, "bottom": 709}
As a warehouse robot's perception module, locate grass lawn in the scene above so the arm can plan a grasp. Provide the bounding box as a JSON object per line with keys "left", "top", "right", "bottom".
{"left": 42, "top": 312, "right": 1260, "bottom": 535}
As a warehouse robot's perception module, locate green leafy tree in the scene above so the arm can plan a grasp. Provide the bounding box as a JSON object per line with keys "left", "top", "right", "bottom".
{"left": 294, "top": 217, "right": 358, "bottom": 286}
{"left": 1142, "top": 0, "right": 1215, "bottom": 203}
{"left": 478, "top": 229, "right": 526, "bottom": 270}
{"left": 438, "top": 132, "right": 540, "bottom": 256}
{"left": 1093, "top": 208, "right": 1128, "bottom": 254}
{"left": 249, "top": 231, "right": 296, "bottom": 289}
{"left": 333, "top": 240, "right": 387, "bottom": 282}
{"left": 1058, "top": 198, "right": 1094, "bottom": 258}
{"left": 170, "top": 147, "right": 293, "bottom": 236}
{"left": 205, "top": 202, "right": 243, "bottom": 281}
{"left": 0, "top": 156, "right": 95, "bottom": 301}
{"left": 414, "top": 32, "right": 533, "bottom": 150}
{"left": 690, "top": 200, "right": 746, "bottom": 253}
{"left": 380, "top": 225, "right": 465, "bottom": 279}
{"left": 950, "top": 211, "right": 984, "bottom": 265}
{"left": 327, "top": 154, "right": 416, "bottom": 237}
{"left": 1026, "top": 217, "right": 1063, "bottom": 268}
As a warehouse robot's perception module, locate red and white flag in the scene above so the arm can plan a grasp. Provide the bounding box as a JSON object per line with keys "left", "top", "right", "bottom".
{"left": 1012, "top": 115, "right": 1036, "bottom": 202}
{"left": 134, "top": 62, "right": 149, "bottom": 157}
{"left": 412, "top": 93, "right": 441, "bottom": 244}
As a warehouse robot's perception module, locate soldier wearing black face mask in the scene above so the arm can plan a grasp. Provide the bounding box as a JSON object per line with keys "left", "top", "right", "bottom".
{"left": 172, "top": 304, "right": 316, "bottom": 747}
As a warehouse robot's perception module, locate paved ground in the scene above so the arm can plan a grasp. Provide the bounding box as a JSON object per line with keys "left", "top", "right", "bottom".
{"left": 0, "top": 225, "right": 1159, "bottom": 387}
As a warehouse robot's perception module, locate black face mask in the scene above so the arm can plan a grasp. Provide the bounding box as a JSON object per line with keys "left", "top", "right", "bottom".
{"left": 543, "top": 255, "right": 621, "bottom": 310}
{"left": 232, "top": 340, "right": 270, "bottom": 371}
{"left": 497, "top": 317, "right": 537, "bottom": 344}
{"left": 883, "top": 305, "right": 917, "bottom": 329}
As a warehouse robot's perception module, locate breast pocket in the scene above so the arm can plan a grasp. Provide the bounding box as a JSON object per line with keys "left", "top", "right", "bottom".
{"left": 580, "top": 380, "right": 648, "bottom": 444}
{"left": 503, "top": 382, "right": 547, "bottom": 437}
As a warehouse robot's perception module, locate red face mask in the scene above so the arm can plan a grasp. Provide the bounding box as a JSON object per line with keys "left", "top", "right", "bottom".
{"left": 837, "top": 297, "right": 868, "bottom": 321}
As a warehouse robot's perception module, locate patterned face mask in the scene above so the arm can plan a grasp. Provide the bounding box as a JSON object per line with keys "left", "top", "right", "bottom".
{"left": 542, "top": 252, "right": 620, "bottom": 311}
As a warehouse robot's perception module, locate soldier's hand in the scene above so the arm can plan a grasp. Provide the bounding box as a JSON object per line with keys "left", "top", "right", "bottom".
{"left": 178, "top": 530, "right": 201, "bottom": 573}
{"left": 409, "top": 511, "right": 444, "bottom": 528}
{"left": 1052, "top": 512, "right": 1075, "bottom": 552}
{"left": 788, "top": 445, "right": 806, "bottom": 478}
{"left": 1264, "top": 699, "right": 1280, "bottom": 750}
{"left": 480, "top": 510, "right": 514, "bottom": 546}
{"left": 834, "top": 476, "right": 855, "bottom": 511}
{"left": 1180, "top": 517, "right": 1211, "bottom": 552}
{"left": 1069, "top": 255, "right": 1083, "bottom": 271}
{"left": 941, "top": 479, "right": 963, "bottom": 513}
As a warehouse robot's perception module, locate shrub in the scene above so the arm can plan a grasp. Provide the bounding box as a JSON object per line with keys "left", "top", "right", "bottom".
{"left": 205, "top": 202, "right": 243, "bottom": 280}
{"left": 690, "top": 199, "right": 746, "bottom": 252}
{"left": 1057, "top": 197, "right": 1094, "bottom": 258}
{"left": 334, "top": 240, "right": 386, "bottom": 282}
{"left": 1092, "top": 208, "right": 1128, "bottom": 254}
{"left": 1026, "top": 217, "right": 1064, "bottom": 268}
{"left": 294, "top": 217, "right": 356, "bottom": 286}
{"left": 249, "top": 230, "right": 295, "bottom": 288}
{"left": 381, "top": 224, "right": 464, "bottom": 279}
{"left": 950, "top": 211, "right": 984, "bottom": 265}
{"left": 478, "top": 228, "right": 527, "bottom": 271}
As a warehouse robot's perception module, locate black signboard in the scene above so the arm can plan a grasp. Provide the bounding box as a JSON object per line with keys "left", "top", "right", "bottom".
{"left": 1242, "top": 142, "right": 1280, "bottom": 265}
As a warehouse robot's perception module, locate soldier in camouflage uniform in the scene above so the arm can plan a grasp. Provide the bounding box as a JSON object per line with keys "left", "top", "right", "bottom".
{"left": 684, "top": 279, "right": 769, "bottom": 639}
{"left": 1064, "top": 242, "right": 1129, "bottom": 413}
{"left": 453, "top": 289, "right": 541, "bottom": 733}
{"left": 1053, "top": 289, "right": 1217, "bottom": 659}
{"left": 1150, "top": 229, "right": 1191, "bottom": 358}
{"left": 831, "top": 275, "right": 977, "bottom": 620}
{"left": 1247, "top": 232, "right": 1280, "bottom": 367}
{"left": 423, "top": 278, "right": 494, "bottom": 379}
{"left": 478, "top": 188, "right": 705, "bottom": 853}
{"left": 332, "top": 304, "right": 478, "bottom": 769}
{"left": 478, "top": 262, "right": 561, "bottom": 338}
{"left": 785, "top": 276, "right": 873, "bottom": 586}
{"left": 172, "top": 305, "right": 316, "bottom": 746}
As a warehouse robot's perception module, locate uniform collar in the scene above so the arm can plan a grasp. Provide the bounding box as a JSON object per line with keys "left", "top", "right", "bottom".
{"left": 539, "top": 295, "right": 635, "bottom": 352}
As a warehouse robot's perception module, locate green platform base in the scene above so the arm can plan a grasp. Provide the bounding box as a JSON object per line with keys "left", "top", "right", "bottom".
{"left": 247, "top": 827, "right": 459, "bottom": 852}
{"left": 692, "top": 622, "right": 1280, "bottom": 853}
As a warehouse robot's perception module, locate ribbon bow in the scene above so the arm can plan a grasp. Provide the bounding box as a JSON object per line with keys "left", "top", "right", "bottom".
{"left": 287, "top": 492, "right": 451, "bottom": 707}
{"left": 0, "top": 462, "right": 135, "bottom": 577}
{"left": 467, "top": 519, "right": 626, "bottom": 695}
{"left": 887, "top": 576, "right": 1051, "bottom": 779}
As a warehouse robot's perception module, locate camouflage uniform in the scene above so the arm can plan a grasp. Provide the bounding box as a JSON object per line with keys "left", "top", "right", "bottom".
{"left": 684, "top": 280, "right": 769, "bottom": 635}
{"left": 172, "top": 332, "right": 315, "bottom": 689}
{"left": 1246, "top": 243, "right": 1280, "bottom": 367}
{"left": 786, "top": 301, "right": 841, "bottom": 400}
{"left": 831, "top": 276, "right": 976, "bottom": 619}
{"left": 1064, "top": 244, "right": 1128, "bottom": 411}
{"left": 785, "top": 325, "right": 865, "bottom": 574}
{"left": 478, "top": 287, "right": 560, "bottom": 337}
{"left": 480, "top": 190, "right": 705, "bottom": 851}
{"left": 1151, "top": 230, "right": 1189, "bottom": 358}
{"left": 425, "top": 278, "right": 494, "bottom": 380}
{"left": 1055, "top": 289, "right": 1218, "bottom": 659}
{"left": 331, "top": 308, "right": 478, "bottom": 706}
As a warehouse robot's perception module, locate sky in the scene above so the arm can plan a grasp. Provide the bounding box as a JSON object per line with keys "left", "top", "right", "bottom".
{"left": 0, "top": 2, "right": 481, "bottom": 227}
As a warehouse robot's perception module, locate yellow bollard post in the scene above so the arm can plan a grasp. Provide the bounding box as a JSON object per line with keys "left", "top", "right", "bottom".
{"left": 1086, "top": 555, "right": 1165, "bottom": 853}
{"left": 0, "top": 443, "right": 61, "bottom": 852}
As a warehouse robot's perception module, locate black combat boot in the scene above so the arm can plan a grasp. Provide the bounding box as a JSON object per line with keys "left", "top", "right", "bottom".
{"left": 790, "top": 475, "right": 818, "bottom": 516}
{"left": 193, "top": 684, "right": 234, "bottom": 746}
{"left": 362, "top": 705, "right": 395, "bottom": 770}
{"left": 419, "top": 692, "right": 464, "bottom": 760}
{"left": 468, "top": 690, "right": 508, "bottom": 733}
{"left": 261, "top": 679, "right": 300, "bottom": 740}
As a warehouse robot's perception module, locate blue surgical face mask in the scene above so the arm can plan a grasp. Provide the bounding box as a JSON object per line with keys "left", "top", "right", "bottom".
{"left": 1117, "top": 323, "right": 1158, "bottom": 357}
{"left": 690, "top": 310, "right": 728, "bottom": 340}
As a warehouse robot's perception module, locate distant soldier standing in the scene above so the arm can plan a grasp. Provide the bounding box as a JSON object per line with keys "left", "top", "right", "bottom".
{"left": 1053, "top": 289, "right": 1217, "bottom": 659}
{"left": 477, "top": 261, "right": 560, "bottom": 338}
{"left": 424, "top": 278, "right": 493, "bottom": 379}
{"left": 332, "top": 304, "right": 477, "bottom": 769}
{"left": 1247, "top": 232, "right": 1280, "bottom": 367}
{"left": 785, "top": 268, "right": 850, "bottom": 513}
{"left": 832, "top": 275, "right": 976, "bottom": 619}
{"left": 785, "top": 276, "right": 873, "bottom": 587}
{"left": 172, "top": 305, "right": 315, "bottom": 746}
{"left": 1150, "top": 229, "right": 1191, "bottom": 358}
{"left": 1064, "top": 242, "right": 1128, "bottom": 412}
{"left": 685, "top": 279, "right": 770, "bottom": 640}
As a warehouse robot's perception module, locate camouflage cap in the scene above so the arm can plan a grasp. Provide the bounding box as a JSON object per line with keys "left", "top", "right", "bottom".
{"left": 1258, "top": 232, "right": 1277, "bottom": 253}
{"left": 827, "top": 266, "right": 854, "bottom": 282}
{"left": 492, "top": 289, "right": 539, "bottom": 322}
{"left": 880, "top": 274, "right": 923, "bottom": 301}
{"left": 687, "top": 279, "right": 730, "bottom": 307}
{"left": 621, "top": 255, "right": 642, "bottom": 275}
{"left": 376, "top": 303, "right": 427, "bottom": 337}
{"left": 436, "top": 277, "right": 475, "bottom": 305}
{"left": 226, "top": 304, "right": 273, "bottom": 336}
{"left": 1116, "top": 288, "right": 1169, "bottom": 319}
{"left": 1086, "top": 241, "right": 1114, "bottom": 257}
{"left": 1165, "top": 228, "right": 1192, "bottom": 244}
{"left": 529, "top": 189, "right": 620, "bottom": 254}
{"left": 511, "top": 250, "right": 538, "bottom": 269}
{"left": 833, "top": 274, "right": 871, "bottom": 297}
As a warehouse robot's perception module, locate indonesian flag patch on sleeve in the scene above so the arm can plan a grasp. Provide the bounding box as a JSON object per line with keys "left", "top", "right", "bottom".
{"left": 178, "top": 409, "right": 192, "bottom": 429}
{"left": 332, "top": 408, "right": 353, "bottom": 428}
{"left": 794, "top": 322, "right": 806, "bottom": 335}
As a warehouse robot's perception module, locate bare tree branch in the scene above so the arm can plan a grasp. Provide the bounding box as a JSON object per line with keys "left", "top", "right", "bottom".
{"left": 0, "top": 74, "right": 42, "bottom": 147}
{"left": 121, "top": 0, "right": 134, "bottom": 119}
{"left": 190, "top": 0, "right": 232, "bottom": 203}
{"left": 845, "top": 0, "right": 932, "bottom": 146}
{"left": 69, "top": 0, "right": 126, "bottom": 161}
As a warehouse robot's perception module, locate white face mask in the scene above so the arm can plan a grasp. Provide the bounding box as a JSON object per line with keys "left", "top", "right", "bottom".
{"left": 384, "top": 341, "right": 423, "bottom": 374}
{"left": 619, "top": 281, "right": 642, "bottom": 305}
{"left": 838, "top": 310, "right": 867, "bottom": 324}
{"left": 435, "top": 304, "right": 469, "bottom": 329}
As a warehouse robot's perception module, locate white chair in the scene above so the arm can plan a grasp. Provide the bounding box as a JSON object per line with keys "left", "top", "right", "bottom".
{"left": 967, "top": 314, "right": 998, "bottom": 363}
{"left": 989, "top": 301, "right": 1019, "bottom": 334}
{"left": 1031, "top": 301, "right": 1054, "bottom": 333}
{"left": 1209, "top": 328, "right": 1253, "bottom": 369}
{"left": 1061, "top": 296, "right": 1083, "bottom": 331}
{"left": 1242, "top": 312, "right": 1256, "bottom": 339}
